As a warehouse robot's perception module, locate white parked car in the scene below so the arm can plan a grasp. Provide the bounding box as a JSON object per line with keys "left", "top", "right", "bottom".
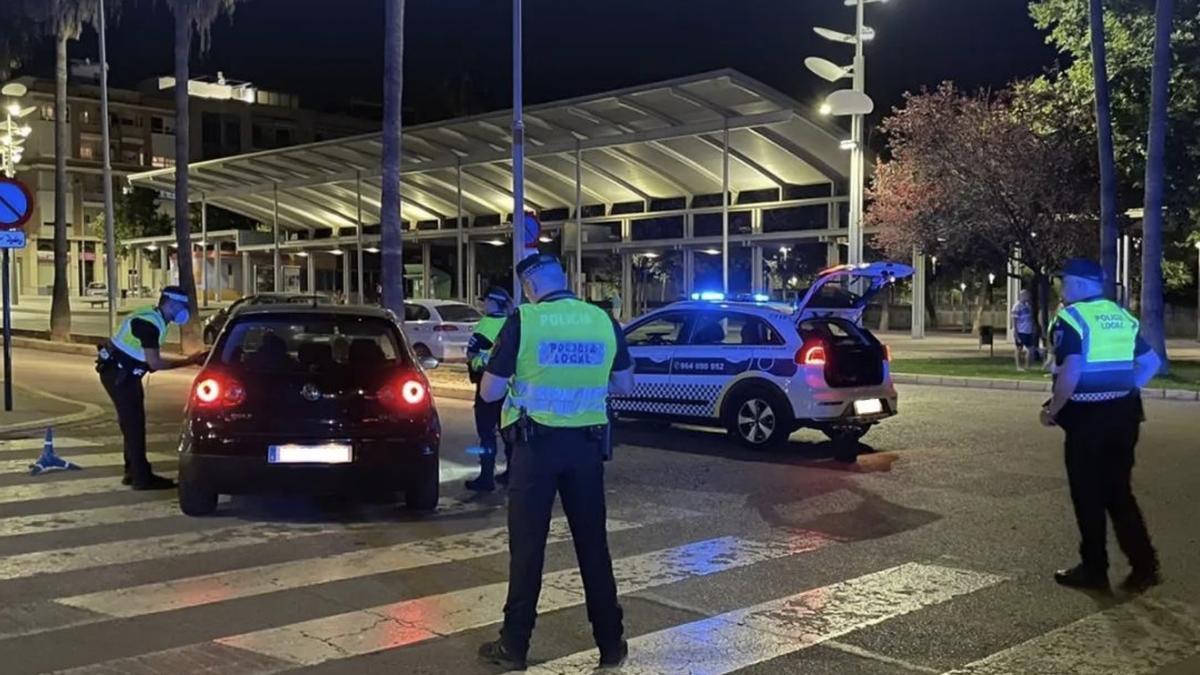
{"left": 84, "top": 282, "right": 107, "bottom": 297}
{"left": 401, "top": 300, "right": 482, "bottom": 362}
{"left": 613, "top": 262, "right": 913, "bottom": 449}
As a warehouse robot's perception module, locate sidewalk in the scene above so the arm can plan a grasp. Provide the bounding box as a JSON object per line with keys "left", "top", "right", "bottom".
{"left": 0, "top": 382, "right": 104, "bottom": 436}
{"left": 879, "top": 331, "right": 1200, "bottom": 362}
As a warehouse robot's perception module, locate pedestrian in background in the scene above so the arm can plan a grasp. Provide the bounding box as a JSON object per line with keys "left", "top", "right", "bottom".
{"left": 610, "top": 290, "right": 622, "bottom": 322}
{"left": 1040, "top": 259, "right": 1160, "bottom": 592}
{"left": 476, "top": 253, "right": 632, "bottom": 670}
{"left": 1011, "top": 289, "right": 1036, "bottom": 371}
{"left": 464, "top": 286, "right": 514, "bottom": 492}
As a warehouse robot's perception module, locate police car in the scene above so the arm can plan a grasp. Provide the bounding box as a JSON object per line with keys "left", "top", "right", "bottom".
{"left": 612, "top": 262, "right": 913, "bottom": 449}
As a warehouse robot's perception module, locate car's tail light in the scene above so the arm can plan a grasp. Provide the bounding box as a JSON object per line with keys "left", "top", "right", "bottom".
{"left": 883, "top": 344, "right": 892, "bottom": 361}
{"left": 193, "top": 374, "right": 245, "bottom": 408}
{"left": 378, "top": 373, "right": 430, "bottom": 409}
{"left": 433, "top": 324, "right": 458, "bottom": 332}
{"left": 796, "top": 342, "right": 827, "bottom": 366}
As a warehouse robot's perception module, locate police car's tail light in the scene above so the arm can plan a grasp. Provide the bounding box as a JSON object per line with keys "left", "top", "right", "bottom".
{"left": 797, "top": 343, "right": 827, "bottom": 366}
{"left": 193, "top": 374, "right": 245, "bottom": 408}
{"left": 433, "top": 325, "right": 459, "bottom": 332}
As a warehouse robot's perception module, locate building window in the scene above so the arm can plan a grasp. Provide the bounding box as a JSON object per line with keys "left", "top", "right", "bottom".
{"left": 80, "top": 109, "right": 91, "bottom": 124}
{"left": 79, "top": 141, "right": 100, "bottom": 160}
{"left": 151, "top": 156, "right": 175, "bottom": 168}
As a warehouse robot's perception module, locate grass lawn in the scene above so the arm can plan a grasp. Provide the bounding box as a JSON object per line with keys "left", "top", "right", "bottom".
{"left": 890, "top": 357, "right": 1200, "bottom": 392}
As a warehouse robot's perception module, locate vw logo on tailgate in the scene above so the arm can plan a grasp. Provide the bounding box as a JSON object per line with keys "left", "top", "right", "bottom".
{"left": 300, "top": 383, "right": 322, "bottom": 402}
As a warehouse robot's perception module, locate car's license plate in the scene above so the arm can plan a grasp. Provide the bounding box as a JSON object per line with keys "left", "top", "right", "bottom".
{"left": 268, "top": 443, "right": 353, "bottom": 464}
{"left": 853, "top": 399, "right": 884, "bottom": 415}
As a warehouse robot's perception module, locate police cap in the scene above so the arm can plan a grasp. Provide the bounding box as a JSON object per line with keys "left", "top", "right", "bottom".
{"left": 481, "top": 286, "right": 512, "bottom": 304}
{"left": 160, "top": 285, "right": 188, "bottom": 304}
{"left": 1055, "top": 258, "right": 1104, "bottom": 283}
{"left": 516, "top": 253, "right": 562, "bottom": 279}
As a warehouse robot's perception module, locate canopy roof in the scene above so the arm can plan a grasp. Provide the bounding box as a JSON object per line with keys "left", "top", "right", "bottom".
{"left": 129, "top": 70, "right": 850, "bottom": 233}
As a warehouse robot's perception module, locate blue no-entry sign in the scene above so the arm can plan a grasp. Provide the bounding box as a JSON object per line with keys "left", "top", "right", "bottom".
{"left": 0, "top": 178, "right": 34, "bottom": 230}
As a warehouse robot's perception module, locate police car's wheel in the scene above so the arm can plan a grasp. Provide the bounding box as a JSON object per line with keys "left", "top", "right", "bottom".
{"left": 725, "top": 386, "right": 793, "bottom": 450}
{"left": 821, "top": 424, "right": 871, "bottom": 444}
{"left": 406, "top": 476, "right": 440, "bottom": 512}
{"left": 413, "top": 344, "right": 433, "bottom": 360}
{"left": 178, "top": 481, "right": 218, "bottom": 517}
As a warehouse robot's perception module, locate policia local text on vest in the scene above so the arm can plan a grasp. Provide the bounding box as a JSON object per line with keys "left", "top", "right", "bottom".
{"left": 1040, "top": 259, "right": 1161, "bottom": 594}
{"left": 95, "top": 286, "right": 206, "bottom": 490}
{"left": 475, "top": 254, "right": 634, "bottom": 670}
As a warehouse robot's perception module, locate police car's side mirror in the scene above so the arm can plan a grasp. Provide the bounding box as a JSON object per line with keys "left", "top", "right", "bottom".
{"left": 420, "top": 356, "right": 440, "bottom": 370}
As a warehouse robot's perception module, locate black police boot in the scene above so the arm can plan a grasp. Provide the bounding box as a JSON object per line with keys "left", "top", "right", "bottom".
{"left": 465, "top": 475, "right": 496, "bottom": 492}
{"left": 1120, "top": 567, "right": 1162, "bottom": 594}
{"left": 598, "top": 639, "right": 628, "bottom": 668}
{"left": 1053, "top": 565, "right": 1109, "bottom": 590}
{"left": 131, "top": 473, "right": 176, "bottom": 491}
{"left": 121, "top": 474, "right": 132, "bottom": 486}
{"left": 478, "top": 639, "right": 526, "bottom": 670}
{"left": 495, "top": 470, "right": 510, "bottom": 486}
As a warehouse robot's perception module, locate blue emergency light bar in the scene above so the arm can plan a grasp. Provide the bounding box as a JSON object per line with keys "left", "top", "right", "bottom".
{"left": 690, "top": 291, "right": 776, "bottom": 303}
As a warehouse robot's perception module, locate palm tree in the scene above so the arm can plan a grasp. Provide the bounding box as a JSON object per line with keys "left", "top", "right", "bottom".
{"left": 1089, "top": 0, "right": 1120, "bottom": 301}
{"left": 380, "top": 0, "right": 406, "bottom": 317}
{"left": 22, "top": 1, "right": 102, "bottom": 342}
{"left": 164, "top": 0, "right": 239, "bottom": 351}
{"left": 1140, "top": 0, "right": 1173, "bottom": 368}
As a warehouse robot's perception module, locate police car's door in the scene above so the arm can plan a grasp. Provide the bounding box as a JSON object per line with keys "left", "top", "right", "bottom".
{"left": 670, "top": 310, "right": 779, "bottom": 420}
{"left": 615, "top": 311, "right": 692, "bottom": 418}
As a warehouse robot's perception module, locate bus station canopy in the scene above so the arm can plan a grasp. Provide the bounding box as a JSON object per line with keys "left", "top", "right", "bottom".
{"left": 128, "top": 70, "right": 852, "bottom": 234}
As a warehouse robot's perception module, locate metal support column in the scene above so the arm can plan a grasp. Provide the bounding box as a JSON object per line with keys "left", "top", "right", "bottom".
{"left": 751, "top": 245, "right": 764, "bottom": 294}
{"left": 159, "top": 246, "right": 168, "bottom": 289}
{"left": 240, "top": 251, "right": 250, "bottom": 295}
{"left": 466, "top": 241, "right": 477, "bottom": 303}
{"left": 510, "top": 0, "right": 525, "bottom": 303}
{"left": 721, "top": 122, "right": 730, "bottom": 294}
{"left": 827, "top": 242, "right": 840, "bottom": 267}
{"left": 1120, "top": 234, "right": 1132, "bottom": 307}
{"left": 341, "top": 241, "right": 351, "bottom": 299}
{"left": 214, "top": 240, "right": 222, "bottom": 303}
{"left": 911, "top": 246, "right": 926, "bottom": 339}
{"left": 307, "top": 253, "right": 316, "bottom": 294}
{"left": 356, "top": 173, "right": 365, "bottom": 304}
{"left": 200, "top": 194, "right": 208, "bottom": 307}
{"left": 574, "top": 142, "right": 584, "bottom": 296}
{"left": 272, "top": 184, "right": 281, "bottom": 292}
{"left": 620, "top": 251, "right": 633, "bottom": 323}
{"left": 421, "top": 242, "right": 432, "bottom": 298}
{"left": 455, "top": 161, "right": 464, "bottom": 300}
{"left": 683, "top": 249, "right": 695, "bottom": 296}
{"left": 848, "top": 0, "right": 867, "bottom": 267}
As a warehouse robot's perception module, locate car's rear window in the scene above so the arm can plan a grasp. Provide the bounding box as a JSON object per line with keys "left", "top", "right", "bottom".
{"left": 219, "top": 315, "right": 408, "bottom": 373}
{"left": 435, "top": 304, "right": 481, "bottom": 322}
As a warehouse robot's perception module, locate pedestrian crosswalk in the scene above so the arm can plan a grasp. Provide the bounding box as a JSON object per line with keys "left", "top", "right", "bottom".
{"left": 0, "top": 435, "right": 1195, "bottom": 675}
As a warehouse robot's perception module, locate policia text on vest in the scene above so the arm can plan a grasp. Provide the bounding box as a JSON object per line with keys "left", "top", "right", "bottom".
{"left": 475, "top": 254, "right": 634, "bottom": 670}
{"left": 1040, "top": 259, "right": 1161, "bottom": 594}
{"left": 95, "top": 286, "right": 206, "bottom": 491}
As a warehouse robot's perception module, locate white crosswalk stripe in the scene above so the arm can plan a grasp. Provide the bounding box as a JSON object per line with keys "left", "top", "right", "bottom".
{"left": 0, "top": 472, "right": 177, "bottom": 505}
{"left": 521, "top": 563, "right": 1005, "bottom": 674}
{"left": 0, "top": 499, "right": 183, "bottom": 537}
{"left": 216, "top": 532, "right": 835, "bottom": 666}
{"left": 942, "top": 598, "right": 1200, "bottom": 675}
{"left": 0, "top": 451, "right": 174, "bottom": 475}
{"left": 0, "top": 437, "right": 100, "bottom": 454}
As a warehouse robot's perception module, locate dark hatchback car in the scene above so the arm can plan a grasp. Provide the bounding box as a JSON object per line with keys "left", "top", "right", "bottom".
{"left": 179, "top": 305, "right": 441, "bottom": 516}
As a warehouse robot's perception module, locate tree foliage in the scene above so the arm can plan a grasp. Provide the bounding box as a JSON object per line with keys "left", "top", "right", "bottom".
{"left": 91, "top": 187, "right": 173, "bottom": 246}
{"left": 1024, "top": 0, "right": 1200, "bottom": 227}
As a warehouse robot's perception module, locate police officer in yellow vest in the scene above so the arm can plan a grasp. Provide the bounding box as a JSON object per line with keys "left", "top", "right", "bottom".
{"left": 465, "top": 286, "right": 514, "bottom": 491}
{"left": 96, "top": 286, "right": 203, "bottom": 490}
{"left": 1041, "top": 259, "right": 1161, "bottom": 592}
{"left": 476, "top": 254, "right": 633, "bottom": 670}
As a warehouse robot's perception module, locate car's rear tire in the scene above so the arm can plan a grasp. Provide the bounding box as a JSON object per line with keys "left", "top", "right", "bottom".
{"left": 203, "top": 326, "right": 216, "bottom": 345}
{"left": 178, "top": 481, "right": 218, "bottom": 516}
{"left": 413, "top": 344, "right": 433, "bottom": 360}
{"left": 406, "top": 477, "right": 439, "bottom": 512}
{"left": 723, "top": 384, "right": 794, "bottom": 450}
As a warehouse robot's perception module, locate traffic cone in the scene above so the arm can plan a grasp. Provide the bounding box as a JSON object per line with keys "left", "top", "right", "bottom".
{"left": 29, "top": 427, "right": 81, "bottom": 476}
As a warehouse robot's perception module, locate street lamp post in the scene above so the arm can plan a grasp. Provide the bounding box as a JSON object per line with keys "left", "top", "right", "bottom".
{"left": 808, "top": 0, "right": 890, "bottom": 267}
{"left": 1195, "top": 241, "right": 1200, "bottom": 342}
{"left": 511, "top": 0, "right": 525, "bottom": 303}
{"left": 98, "top": 0, "right": 119, "bottom": 334}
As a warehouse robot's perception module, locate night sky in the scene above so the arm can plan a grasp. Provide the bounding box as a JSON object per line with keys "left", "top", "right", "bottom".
{"left": 26, "top": 0, "right": 1062, "bottom": 124}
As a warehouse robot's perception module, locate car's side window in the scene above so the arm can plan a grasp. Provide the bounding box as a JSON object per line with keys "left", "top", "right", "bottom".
{"left": 688, "top": 312, "right": 781, "bottom": 346}
{"left": 625, "top": 312, "right": 689, "bottom": 347}
{"left": 404, "top": 304, "right": 431, "bottom": 322}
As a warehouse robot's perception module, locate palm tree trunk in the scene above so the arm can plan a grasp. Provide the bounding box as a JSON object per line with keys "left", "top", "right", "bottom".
{"left": 1140, "top": 0, "right": 1172, "bottom": 369}
{"left": 1090, "top": 0, "right": 1119, "bottom": 301}
{"left": 173, "top": 7, "right": 201, "bottom": 352}
{"left": 379, "top": 0, "right": 406, "bottom": 316}
{"left": 49, "top": 33, "right": 71, "bottom": 342}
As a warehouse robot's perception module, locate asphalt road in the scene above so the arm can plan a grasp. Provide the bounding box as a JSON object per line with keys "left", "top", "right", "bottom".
{"left": 0, "top": 348, "right": 1198, "bottom": 674}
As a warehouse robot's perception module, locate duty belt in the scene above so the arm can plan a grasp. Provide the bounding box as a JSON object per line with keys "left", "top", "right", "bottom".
{"left": 1070, "top": 390, "right": 1131, "bottom": 403}
{"left": 96, "top": 344, "right": 148, "bottom": 377}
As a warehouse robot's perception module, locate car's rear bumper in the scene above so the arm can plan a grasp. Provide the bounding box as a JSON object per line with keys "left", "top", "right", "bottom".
{"left": 179, "top": 438, "right": 439, "bottom": 495}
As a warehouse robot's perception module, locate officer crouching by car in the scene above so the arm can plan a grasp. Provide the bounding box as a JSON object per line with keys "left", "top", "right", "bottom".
{"left": 1041, "top": 259, "right": 1161, "bottom": 592}
{"left": 465, "top": 285, "right": 515, "bottom": 491}
{"left": 96, "top": 286, "right": 205, "bottom": 490}
{"left": 475, "top": 253, "right": 633, "bottom": 670}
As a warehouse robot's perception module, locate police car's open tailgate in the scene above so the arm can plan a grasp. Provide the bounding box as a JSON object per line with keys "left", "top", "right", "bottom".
{"left": 794, "top": 261, "right": 915, "bottom": 323}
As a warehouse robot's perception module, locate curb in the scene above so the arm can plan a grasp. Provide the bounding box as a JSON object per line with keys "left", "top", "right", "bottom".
{"left": 432, "top": 386, "right": 475, "bottom": 403}
{"left": 0, "top": 383, "right": 106, "bottom": 436}
{"left": 4, "top": 335, "right": 185, "bottom": 357}
{"left": 892, "top": 372, "right": 1200, "bottom": 402}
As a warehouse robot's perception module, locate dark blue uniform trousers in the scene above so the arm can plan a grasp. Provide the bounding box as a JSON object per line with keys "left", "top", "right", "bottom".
{"left": 500, "top": 425, "right": 623, "bottom": 655}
